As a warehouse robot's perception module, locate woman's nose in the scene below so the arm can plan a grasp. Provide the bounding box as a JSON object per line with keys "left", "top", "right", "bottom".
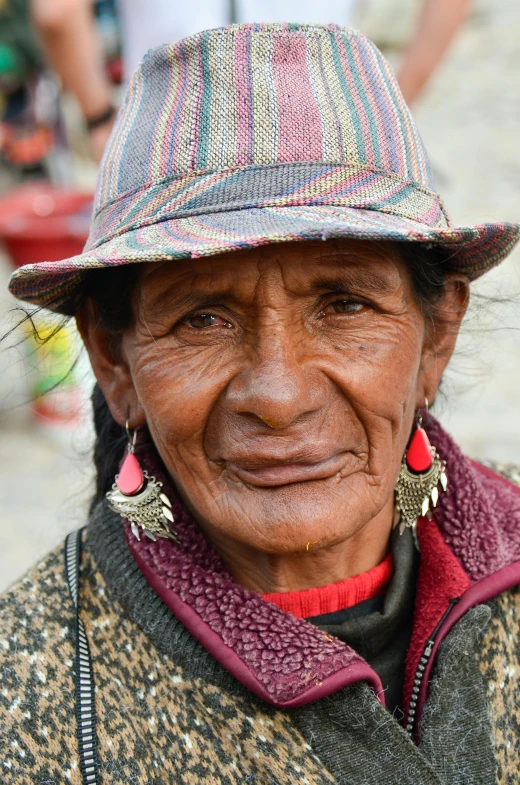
{"left": 226, "top": 333, "right": 320, "bottom": 429}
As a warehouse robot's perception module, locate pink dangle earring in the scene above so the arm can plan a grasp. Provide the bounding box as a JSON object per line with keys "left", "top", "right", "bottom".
{"left": 394, "top": 400, "right": 447, "bottom": 535}
{"left": 106, "top": 421, "right": 177, "bottom": 542}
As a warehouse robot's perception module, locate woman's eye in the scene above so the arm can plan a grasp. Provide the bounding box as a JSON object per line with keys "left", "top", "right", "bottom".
{"left": 321, "top": 300, "right": 365, "bottom": 315}
{"left": 184, "top": 313, "right": 232, "bottom": 329}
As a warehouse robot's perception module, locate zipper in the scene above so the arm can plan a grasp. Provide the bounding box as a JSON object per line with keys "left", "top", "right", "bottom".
{"left": 405, "top": 597, "right": 460, "bottom": 736}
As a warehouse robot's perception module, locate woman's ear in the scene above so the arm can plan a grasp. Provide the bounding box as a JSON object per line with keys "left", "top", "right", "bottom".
{"left": 417, "top": 273, "right": 470, "bottom": 408}
{"left": 75, "top": 300, "right": 145, "bottom": 428}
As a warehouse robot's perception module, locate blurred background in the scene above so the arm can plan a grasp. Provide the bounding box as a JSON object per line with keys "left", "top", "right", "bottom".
{"left": 0, "top": 0, "right": 519, "bottom": 592}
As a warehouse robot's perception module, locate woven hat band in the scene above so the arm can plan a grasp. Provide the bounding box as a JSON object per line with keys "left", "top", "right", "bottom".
{"left": 88, "top": 162, "right": 449, "bottom": 250}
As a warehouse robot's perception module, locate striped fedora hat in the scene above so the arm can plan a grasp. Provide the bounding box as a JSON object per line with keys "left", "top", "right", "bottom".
{"left": 9, "top": 23, "right": 519, "bottom": 314}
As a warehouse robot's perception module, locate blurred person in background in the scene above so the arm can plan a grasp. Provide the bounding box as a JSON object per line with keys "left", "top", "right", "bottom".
{"left": 0, "top": 0, "right": 56, "bottom": 176}
{"left": 2, "top": 22, "right": 519, "bottom": 785}
{"left": 31, "top": 0, "right": 471, "bottom": 161}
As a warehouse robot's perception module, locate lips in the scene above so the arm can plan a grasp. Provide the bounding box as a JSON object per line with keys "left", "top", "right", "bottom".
{"left": 227, "top": 452, "right": 349, "bottom": 487}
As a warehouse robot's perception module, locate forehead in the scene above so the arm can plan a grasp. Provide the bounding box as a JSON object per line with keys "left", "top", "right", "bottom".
{"left": 138, "top": 240, "right": 409, "bottom": 308}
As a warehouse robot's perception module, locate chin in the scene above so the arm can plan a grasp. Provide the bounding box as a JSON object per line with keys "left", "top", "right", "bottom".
{"left": 224, "top": 484, "right": 371, "bottom": 554}
{"left": 246, "top": 524, "right": 351, "bottom": 555}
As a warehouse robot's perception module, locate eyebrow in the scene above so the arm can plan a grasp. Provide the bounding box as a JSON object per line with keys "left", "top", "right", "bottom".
{"left": 311, "top": 269, "right": 396, "bottom": 296}
{"left": 142, "top": 266, "right": 397, "bottom": 315}
{"left": 143, "top": 286, "right": 236, "bottom": 316}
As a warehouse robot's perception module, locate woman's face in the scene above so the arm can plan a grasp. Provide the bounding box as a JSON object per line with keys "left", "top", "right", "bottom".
{"left": 82, "top": 240, "right": 465, "bottom": 563}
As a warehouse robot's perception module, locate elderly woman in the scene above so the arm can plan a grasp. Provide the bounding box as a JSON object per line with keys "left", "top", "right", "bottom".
{"left": 2, "top": 23, "right": 520, "bottom": 785}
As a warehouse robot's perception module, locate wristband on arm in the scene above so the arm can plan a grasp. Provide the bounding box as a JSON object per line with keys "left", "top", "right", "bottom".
{"left": 86, "top": 105, "right": 116, "bottom": 132}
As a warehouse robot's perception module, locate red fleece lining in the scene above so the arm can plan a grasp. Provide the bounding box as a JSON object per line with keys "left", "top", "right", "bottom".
{"left": 262, "top": 553, "right": 393, "bottom": 618}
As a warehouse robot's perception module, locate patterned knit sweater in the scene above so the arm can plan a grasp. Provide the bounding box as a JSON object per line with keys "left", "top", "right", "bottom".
{"left": 1, "top": 420, "right": 520, "bottom": 785}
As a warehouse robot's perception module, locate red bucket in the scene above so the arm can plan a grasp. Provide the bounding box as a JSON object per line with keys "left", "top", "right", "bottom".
{"left": 0, "top": 183, "right": 93, "bottom": 268}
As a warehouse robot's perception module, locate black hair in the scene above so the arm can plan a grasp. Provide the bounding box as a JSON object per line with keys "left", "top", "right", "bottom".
{"left": 83, "top": 265, "right": 141, "bottom": 506}
{"left": 83, "top": 242, "right": 453, "bottom": 506}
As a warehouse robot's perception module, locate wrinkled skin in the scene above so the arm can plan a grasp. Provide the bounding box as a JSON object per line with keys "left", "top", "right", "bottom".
{"left": 78, "top": 240, "right": 468, "bottom": 593}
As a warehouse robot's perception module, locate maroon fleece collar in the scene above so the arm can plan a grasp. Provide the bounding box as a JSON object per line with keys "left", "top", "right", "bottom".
{"left": 126, "top": 515, "right": 382, "bottom": 707}
{"left": 126, "top": 417, "right": 520, "bottom": 715}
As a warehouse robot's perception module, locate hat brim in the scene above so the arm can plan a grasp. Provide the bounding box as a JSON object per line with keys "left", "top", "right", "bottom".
{"left": 9, "top": 204, "right": 520, "bottom": 314}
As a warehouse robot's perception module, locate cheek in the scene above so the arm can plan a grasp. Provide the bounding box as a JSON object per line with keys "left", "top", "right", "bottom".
{"left": 323, "top": 321, "right": 424, "bottom": 465}
{"left": 128, "top": 343, "right": 236, "bottom": 446}
{"left": 329, "top": 320, "right": 422, "bottom": 405}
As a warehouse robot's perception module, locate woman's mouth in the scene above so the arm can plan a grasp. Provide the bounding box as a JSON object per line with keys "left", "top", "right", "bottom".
{"left": 227, "top": 453, "right": 349, "bottom": 487}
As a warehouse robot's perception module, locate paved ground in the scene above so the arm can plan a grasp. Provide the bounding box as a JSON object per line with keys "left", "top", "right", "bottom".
{"left": 1, "top": 0, "right": 519, "bottom": 591}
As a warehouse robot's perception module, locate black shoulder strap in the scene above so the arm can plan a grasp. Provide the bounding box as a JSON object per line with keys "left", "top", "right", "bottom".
{"left": 64, "top": 529, "right": 101, "bottom": 785}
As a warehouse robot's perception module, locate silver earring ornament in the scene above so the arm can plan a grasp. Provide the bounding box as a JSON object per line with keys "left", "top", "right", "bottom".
{"left": 394, "top": 400, "right": 447, "bottom": 536}
{"left": 106, "top": 422, "right": 178, "bottom": 542}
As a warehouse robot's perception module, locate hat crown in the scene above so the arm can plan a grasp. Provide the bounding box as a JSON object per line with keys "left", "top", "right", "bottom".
{"left": 96, "top": 23, "right": 434, "bottom": 212}
{"left": 9, "top": 23, "right": 518, "bottom": 315}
